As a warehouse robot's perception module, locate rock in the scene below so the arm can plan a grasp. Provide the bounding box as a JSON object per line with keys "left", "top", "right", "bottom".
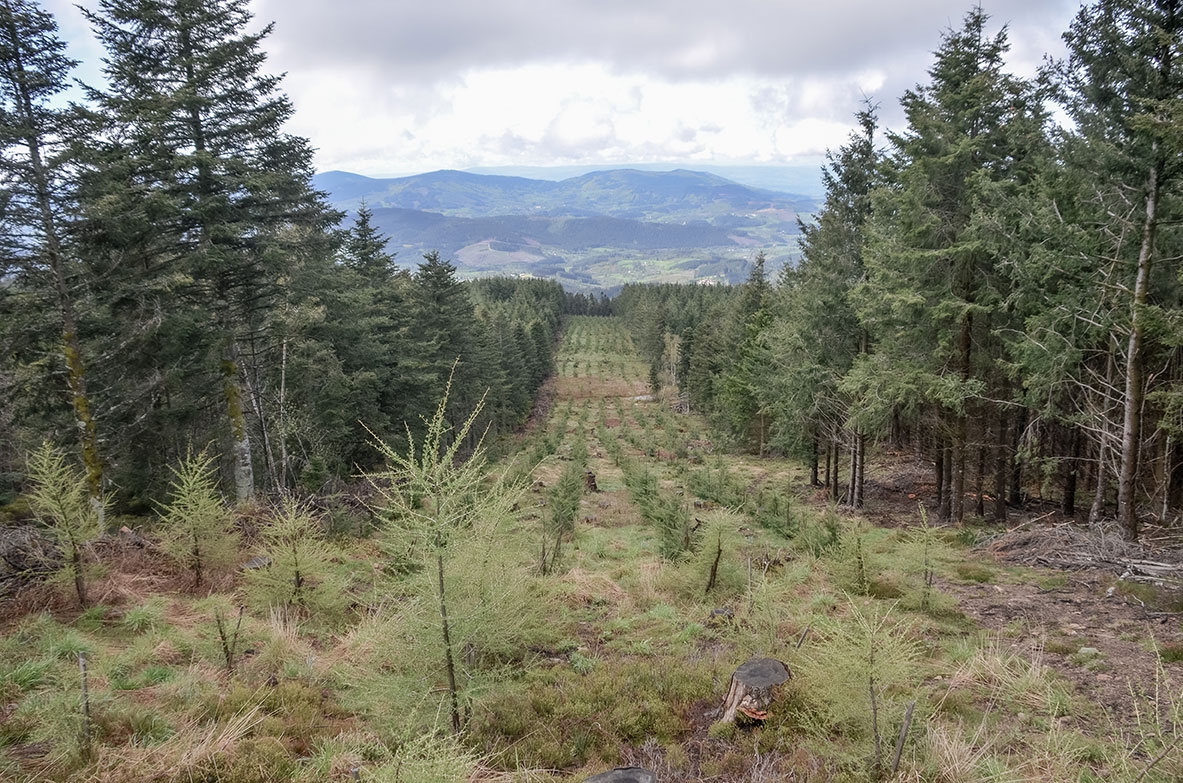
{"left": 242, "top": 555, "right": 272, "bottom": 570}
{"left": 1077, "top": 646, "right": 1100, "bottom": 658}
{"left": 585, "top": 767, "right": 657, "bottom": 783}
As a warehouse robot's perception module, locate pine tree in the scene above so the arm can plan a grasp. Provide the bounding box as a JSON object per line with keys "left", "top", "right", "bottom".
{"left": 406, "top": 252, "right": 494, "bottom": 442}
{"left": 1052, "top": 0, "right": 1183, "bottom": 538}
{"left": 342, "top": 203, "right": 398, "bottom": 282}
{"left": 80, "top": 0, "right": 334, "bottom": 502}
{"left": 707, "top": 253, "right": 771, "bottom": 452}
{"left": 0, "top": 0, "right": 103, "bottom": 509}
{"left": 857, "top": 8, "right": 1047, "bottom": 522}
{"left": 764, "top": 106, "right": 879, "bottom": 505}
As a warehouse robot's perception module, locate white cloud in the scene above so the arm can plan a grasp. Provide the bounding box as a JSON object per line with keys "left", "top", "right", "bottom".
{"left": 41, "top": 0, "right": 1081, "bottom": 177}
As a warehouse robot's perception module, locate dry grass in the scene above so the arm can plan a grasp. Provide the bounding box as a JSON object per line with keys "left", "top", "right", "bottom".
{"left": 940, "top": 637, "right": 1065, "bottom": 716}
{"left": 557, "top": 568, "right": 628, "bottom": 610}
{"left": 81, "top": 705, "right": 264, "bottom": 783}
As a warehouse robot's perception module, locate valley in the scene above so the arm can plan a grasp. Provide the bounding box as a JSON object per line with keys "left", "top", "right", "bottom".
{"left": 313, "top": 169, "right": 815, "bottom": 289}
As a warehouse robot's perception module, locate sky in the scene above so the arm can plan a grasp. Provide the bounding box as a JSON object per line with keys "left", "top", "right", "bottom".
{"left": 42, "top": 0, "right": 1081, "bottom": 179}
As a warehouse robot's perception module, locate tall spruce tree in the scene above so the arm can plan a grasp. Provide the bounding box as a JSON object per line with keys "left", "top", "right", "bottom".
{"left": 0, "top": 0, "right": 103, "bottom": 508}
{"left": 80, "top": 0, "right": 333, "bottom": 502}
{"left": 1053, "top": 0, "right": 1183, "bottom": 539}
{"left": 856, "top": 8, "right": 1047, "bottom": 522}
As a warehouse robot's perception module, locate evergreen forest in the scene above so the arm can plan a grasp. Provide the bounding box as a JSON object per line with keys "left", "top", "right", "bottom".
{"left": 0, "top": 1, "right": 1182, "bottom": 782}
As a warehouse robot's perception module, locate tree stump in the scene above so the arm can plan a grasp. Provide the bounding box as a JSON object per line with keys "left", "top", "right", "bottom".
{"left": 585, "top": 767, "right": 656, "bottom": 783}
{"left": 720, "top": 657, "right": 791, "bottom": 724}
{"left": 585, "top": 470, "right": 599, "bottom": 492}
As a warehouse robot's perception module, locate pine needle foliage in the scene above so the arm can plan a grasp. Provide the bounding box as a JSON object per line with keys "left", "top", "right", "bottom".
{"left": 367, "top": 371, "right": 497, "bottom": 569}
{"left": 540, "top": 448, "right": 585, "bottom": 574}
{"left": 157, "top": 451, "right": 239, "bottom": 589}
{"left": 243, "top": 500, "right": 347, "bottom": 620}
{"left": 23, "top": 442, "right": 104, "bottom": 607}
{"left": 366, "top": 367, "right": 524, "bottom": 733}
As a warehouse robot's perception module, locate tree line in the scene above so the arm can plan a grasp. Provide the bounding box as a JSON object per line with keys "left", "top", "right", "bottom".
{"left": 618, "top": 3, "right": 1182, "bottom": 540}
{"left": 0, "top": 0, "right": 563, "bottom": 511}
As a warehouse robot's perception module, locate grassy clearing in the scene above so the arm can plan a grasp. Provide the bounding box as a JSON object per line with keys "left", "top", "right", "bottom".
{"left": 1, "top": 315, "right": 1180, "bottom": 782}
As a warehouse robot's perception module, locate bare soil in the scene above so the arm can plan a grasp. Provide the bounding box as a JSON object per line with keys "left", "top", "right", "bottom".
{"left": 858, "top": 456, "right": 1183, "bottom": 730}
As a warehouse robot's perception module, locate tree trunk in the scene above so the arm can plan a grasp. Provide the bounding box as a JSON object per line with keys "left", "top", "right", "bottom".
{"left": 1009, "top": 408, "right": 1026, "bottom": 507}
{"left": 1090, "top": 437, "right": 1110, "bottom": 527}
{"left": 437, "top": 552, "right": 461, "bottom": 734}
{"left": 585, "top": 769, "right": 657, "bottom": 783}
{"left": 940, "top": 443, "right": 953, "bottom": 522}
{"left": 853, "top": 430, "right": 865, "bottom": 509}
{"left": 278, "top": 336, "right": 289, "bottom": 492}
{"left": 3, "top": 11, "right": 104, "bottom": 513}
{"left": 993, "top": 412, "right": 1008, "bottom": 522}
{"left": 1062, "top": 426, "right": 1081, "bottom": 518}
{"left": 223, "top": 343, "right": 255, "bottom": 503}
{"left": 848, "top": 431, "right": 858, "bottom": 507}
{"left": 934, "top": 438, "right": 945, "bottom": 518}
{"left": 242, "top": 360, "right": 278, "bottom": 493}
{"left": 831, "top": 441, "right": 842, "bottom": 503}
{"left": 952, "top": 416, "right": 967, "bottom": 524}
{"left": 823, "top": 440, "right": 832, "bottom": 491}
{"left": 1117, "top": 152, "right": 1160, "bottom": 541}
{"left": 1168, "top": 434, "right": 1183, "bottom": 518}
{"left": 974, "top": 431, "right": 986, "bottom": 518}
{"left": 71, "top": 543, "right": 87, "bottom": 608}
{"left": 809, "top": 436, "right": 819, "bottom": 486}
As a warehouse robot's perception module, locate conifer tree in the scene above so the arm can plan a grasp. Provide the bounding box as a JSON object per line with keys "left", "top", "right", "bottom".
{"left": 1052, "top": 0, "right": 1183, "bottom": 538}
{"left": 23, "top": 442, "right": 103, "bottom": 607}
{"left": 0, "top": 0, "right": 103, "bottom": 508}
{"left": 717, "top": 252, "right": 772, "bottom": 452}
{"left": 765, "top": 106, "right": 879, "bottom": 505}
{"left": 157, "top": 451, "right": 239, "bottom": 588}
{"left": 368, "top": 374, "right": 516, "bottom": 734}
{"left": 407, "top": 252, "right": 495, "bottom": 442}
{"left": 80, "top": 0, "right": 333, "bottom": 502}
{"left": 857, "top": 8, "right": 1047, "bottom": 522}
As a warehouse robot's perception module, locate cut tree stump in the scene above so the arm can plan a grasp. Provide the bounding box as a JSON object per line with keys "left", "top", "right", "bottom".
{"left": 585, "top": 768, "right": 656, "bottom": 783}
{"left": 585, "top": 470, "right": 599, "bottom": 492}
{"left": 720, "top": 657, "right": 791, "bottom": 724}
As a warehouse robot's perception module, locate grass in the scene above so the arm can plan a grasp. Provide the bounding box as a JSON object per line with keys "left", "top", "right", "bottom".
{"left": 0, "top": 315, "right": 1176, "bottom": 782}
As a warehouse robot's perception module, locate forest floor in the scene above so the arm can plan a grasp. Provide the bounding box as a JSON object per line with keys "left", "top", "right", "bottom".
{"left": 857, "top": 459, "right": 1183, "bottom": 733}
{"left": 524, "top": 316, "right": 1183, "bottom": 780}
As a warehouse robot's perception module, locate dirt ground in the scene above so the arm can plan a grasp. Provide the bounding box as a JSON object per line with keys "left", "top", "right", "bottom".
{"left": 944, "top": 550, "right": 1183, "bottom": 728}
{"left": 858, "top": 457, "right": 1183, "bottom": 730}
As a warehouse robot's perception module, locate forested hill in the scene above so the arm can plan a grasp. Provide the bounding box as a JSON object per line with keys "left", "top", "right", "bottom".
{"left": 312, "top": 169, "right": 814, "bottom": 287}
{"left": 347, "top": 208, "right": 740, "bottom": 259}
{"left": 312, "top": 168, "right": 813, "bottom": 220}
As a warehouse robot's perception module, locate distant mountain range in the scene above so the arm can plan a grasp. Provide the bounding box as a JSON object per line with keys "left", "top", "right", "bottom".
{"left": 462, "top": 163, "right": 826, "bottom": 198}
{"left": 312, "top": 168, "right": 818, "bottom": 290}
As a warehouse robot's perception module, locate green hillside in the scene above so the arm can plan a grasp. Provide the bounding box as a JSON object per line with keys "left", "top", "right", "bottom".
{"left": 313, "top": 168, "right": 812, "bottom": 287}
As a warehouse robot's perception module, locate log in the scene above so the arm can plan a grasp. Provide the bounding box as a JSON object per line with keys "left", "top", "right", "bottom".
{"left": 720, "top": 657, "right": 791, "bottom": 724}
{"left": 585, "top": 768, "right": 656, "bottom": 783}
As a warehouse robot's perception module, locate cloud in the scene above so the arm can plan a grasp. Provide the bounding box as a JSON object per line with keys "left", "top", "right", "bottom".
{"left": 42, "top": 0, "right": 1082, "bottom": 176}
{"left": 253, "top": 0, "right": 1074, "bottom": 83}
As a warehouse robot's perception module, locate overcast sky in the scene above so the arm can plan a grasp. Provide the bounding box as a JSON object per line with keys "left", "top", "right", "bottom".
{"left": 43, "top": 0, "right": 1080, "bottom": 178}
